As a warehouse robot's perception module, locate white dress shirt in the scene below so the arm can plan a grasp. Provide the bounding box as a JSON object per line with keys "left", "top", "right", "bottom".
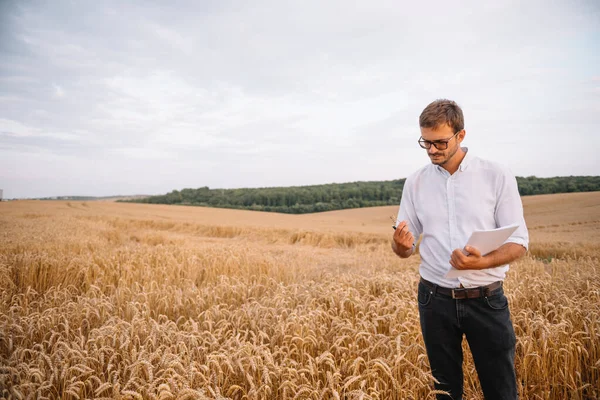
{"left": 396, "top": 148, "right": 529, "bottom": 288}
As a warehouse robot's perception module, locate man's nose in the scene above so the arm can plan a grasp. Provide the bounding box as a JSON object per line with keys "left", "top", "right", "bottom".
{"left": 427, "top": 145, "right": 438, "bottom": 154}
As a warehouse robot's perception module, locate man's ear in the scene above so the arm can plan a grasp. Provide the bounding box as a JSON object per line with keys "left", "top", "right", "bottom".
{"left": 458, "top": 129, "right": 466, "bottom": 143}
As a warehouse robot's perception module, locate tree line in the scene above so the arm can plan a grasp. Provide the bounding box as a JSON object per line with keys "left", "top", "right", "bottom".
{"left": 123, "top": 176, "right": 600, "bottom": 214}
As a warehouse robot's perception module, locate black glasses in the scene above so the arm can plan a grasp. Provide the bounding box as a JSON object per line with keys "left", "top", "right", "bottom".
{"left": 418, "top": 131, "right": 460, "bottom": 150}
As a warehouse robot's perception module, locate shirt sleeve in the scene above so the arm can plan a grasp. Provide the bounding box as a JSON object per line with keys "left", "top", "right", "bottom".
{"left": 396, "top": 176, "right": 423, "bottom": 246}
{"left": 495, "top": 168, "right": 529, "bottom": 249}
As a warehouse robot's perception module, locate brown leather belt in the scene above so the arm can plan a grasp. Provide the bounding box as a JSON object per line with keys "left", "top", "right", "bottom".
{"left": 420, "top": 277, "right": 503, "bottom": 299}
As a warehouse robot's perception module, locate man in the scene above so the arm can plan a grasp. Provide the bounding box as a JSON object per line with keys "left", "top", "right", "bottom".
{"left": 392, "top": 99, "right": 528, "bottom": 400}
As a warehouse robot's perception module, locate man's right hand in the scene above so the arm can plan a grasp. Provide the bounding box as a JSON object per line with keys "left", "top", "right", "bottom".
{"left": 392, "top": 220, "right": 415, "bottom": 258}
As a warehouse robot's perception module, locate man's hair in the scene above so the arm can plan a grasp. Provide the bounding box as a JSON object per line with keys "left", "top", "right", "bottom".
{"left": 419, "top": 99, "right": 464, "bottom": 133}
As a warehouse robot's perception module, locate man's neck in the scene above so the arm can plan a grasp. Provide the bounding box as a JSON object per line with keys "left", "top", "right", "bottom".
{"left": 441, "top": 147, "right": 467, "bottom": 175}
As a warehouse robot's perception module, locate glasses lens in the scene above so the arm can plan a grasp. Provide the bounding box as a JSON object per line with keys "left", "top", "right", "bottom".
{"left": 418, "top": 139, "right": 430, "bottom": 149}
{"left": 433, "top": 141, "right": 448, "bottom": 150}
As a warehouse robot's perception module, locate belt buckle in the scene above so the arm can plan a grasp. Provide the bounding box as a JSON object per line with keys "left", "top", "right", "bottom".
{"left": 451, "top": 288, "right": 466, "bottom": 299}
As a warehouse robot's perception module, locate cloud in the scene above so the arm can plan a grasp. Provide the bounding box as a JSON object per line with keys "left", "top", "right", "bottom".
{"left": 53, "top": 84, "right": 65, "bottom": 98}
{"left": 0, "top": 0, "right": 599, "bottom": 198}
{"left": 111, "top": 147, "right": 173, "bottom": 160}
{"left": 0, "top": 118, "right": 39, "bottom": 137}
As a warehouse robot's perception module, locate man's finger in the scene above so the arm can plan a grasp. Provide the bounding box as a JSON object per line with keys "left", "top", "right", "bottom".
{"left": 454, "top": 248, "right": 467, "bottom": 262}
{"left": 394, "top": 222, "right": 407, "bottom": 237}
{"left": 393, "top": 227, "right": 403, "bottom": 239}
{"left": 401, "top": 224, "right": 412, "bottom": 236}
{"left": 450, "top": 256, "right": 464, "bottom": 270}
{"left": 401, "top": 232, "right": 412, "bottom": 247}
{"left": 465, "top": 246, "right": 481, "bottom": 257}
{"left": 451, "top": 250, "right": 463, "bottom": 268}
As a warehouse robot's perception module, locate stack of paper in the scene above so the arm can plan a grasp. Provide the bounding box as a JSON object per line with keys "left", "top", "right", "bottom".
{"left": 445, "top": 224, "right": 519, "bottom": 279}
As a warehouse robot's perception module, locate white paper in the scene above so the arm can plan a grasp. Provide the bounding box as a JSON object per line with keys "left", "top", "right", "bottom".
{"left": 445, "top": 224, "right": 519, "bottom": 279}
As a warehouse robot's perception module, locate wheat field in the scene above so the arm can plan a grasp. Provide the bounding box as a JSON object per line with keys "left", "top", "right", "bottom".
{"left": 1, "top": 192, "right": 599, "bottom": 399}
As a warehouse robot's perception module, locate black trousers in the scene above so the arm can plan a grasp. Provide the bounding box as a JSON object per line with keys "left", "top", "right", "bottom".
{"left": 417, "top": 280, "right": 517, "bottom": 400}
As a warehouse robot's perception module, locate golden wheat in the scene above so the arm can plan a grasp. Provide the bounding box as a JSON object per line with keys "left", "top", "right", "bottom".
{"left": 1, "top": 194, "right": 599, "bottom": 399}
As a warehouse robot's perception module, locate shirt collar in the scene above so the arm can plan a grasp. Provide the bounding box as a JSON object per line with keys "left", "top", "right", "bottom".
{"left": 458, "top": 147, "right": 471, "bottom": 172}
{"left": 435, "top": 147, "right": 471, "bottom": 174}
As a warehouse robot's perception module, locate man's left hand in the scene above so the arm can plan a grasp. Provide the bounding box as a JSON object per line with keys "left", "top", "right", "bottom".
{"left": 450, "top": 246, "right": 487, "bottom": 270}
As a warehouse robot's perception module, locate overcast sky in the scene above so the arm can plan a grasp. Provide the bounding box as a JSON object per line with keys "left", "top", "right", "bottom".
{"left": 1, "top": 0, "right": 599, "bottom": 198}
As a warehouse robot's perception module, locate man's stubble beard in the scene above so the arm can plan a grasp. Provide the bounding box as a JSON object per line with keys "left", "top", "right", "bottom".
{"left": 430, "top": 143, "right": 459, "bottom": 166}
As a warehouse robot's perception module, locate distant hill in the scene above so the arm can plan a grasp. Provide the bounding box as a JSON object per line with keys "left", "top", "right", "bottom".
{"left": 122, "top": 176, "right": 600, "bottom": 214}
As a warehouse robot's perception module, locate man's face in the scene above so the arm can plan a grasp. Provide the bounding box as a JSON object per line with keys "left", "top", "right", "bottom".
{"left": 419, "top": 123, "right": 463, "bottom": 166}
